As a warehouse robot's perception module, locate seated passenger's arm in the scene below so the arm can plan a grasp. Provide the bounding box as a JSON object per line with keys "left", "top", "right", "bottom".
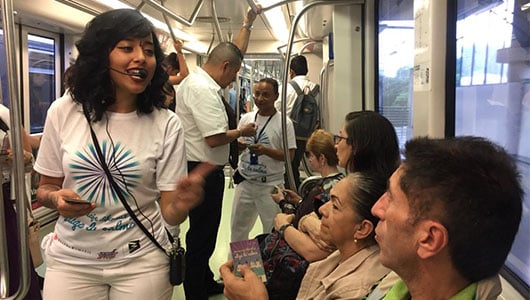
{"left": 274, "top": 213, "right": 332, "bottom": 262}
{"left": 283, "top": 224, "right": 332, "bottom": 262}
{"left": 299, "top": 212, "right": 335, "bottom": 252}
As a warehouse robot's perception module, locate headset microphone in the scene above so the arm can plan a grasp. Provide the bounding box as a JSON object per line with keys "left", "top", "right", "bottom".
{"left": 109, "top": 68, "right": 147, "bottom": 79}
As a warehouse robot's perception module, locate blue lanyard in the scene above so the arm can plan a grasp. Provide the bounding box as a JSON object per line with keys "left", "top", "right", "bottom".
{"left": 253, "top": 111, "right": 276, "bottom": 143}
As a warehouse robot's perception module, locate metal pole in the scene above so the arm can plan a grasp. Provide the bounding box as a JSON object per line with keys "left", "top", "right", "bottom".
{"left": 1, "top": 0, "right": 31, "bottom": 298}
{"left": 141, "top": 0, "right": 204, "bottom": 27}
{"left": 280, "top": 0, "right": 361, "bottom": 192}
{"left": 245, "top": 0, "right": 296, "bottom": 13}
{"left": 211, "top": 0, "right": 226, "bottom": 43}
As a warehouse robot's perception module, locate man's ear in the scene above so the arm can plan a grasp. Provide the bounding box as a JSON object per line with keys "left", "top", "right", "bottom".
{"left": 222, "top": 61, "right": 230, "bottom": 72}
{"left": 416, "top": 220, "right": 448, "bottom": 259}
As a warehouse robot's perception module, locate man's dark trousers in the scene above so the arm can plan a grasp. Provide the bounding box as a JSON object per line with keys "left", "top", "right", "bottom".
{"left": 184, "top": 162, "right": 225, "bottom": 300}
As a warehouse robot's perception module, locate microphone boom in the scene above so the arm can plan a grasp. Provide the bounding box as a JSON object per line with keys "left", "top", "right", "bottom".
{"left": 110, "top": 68, "right": 147, "bottom": 79}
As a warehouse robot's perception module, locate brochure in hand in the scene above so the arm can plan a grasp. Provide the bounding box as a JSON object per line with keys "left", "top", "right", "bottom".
{"left": 230, "top": 238, "right": 267, "bottom": 282}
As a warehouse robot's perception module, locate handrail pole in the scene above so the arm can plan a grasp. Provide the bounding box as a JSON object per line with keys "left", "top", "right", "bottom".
{"left": 280, "top": 0, "right": 359, "bottom": 190}
{"left": 245, "top": 0, "right": 296, "bottom": 13}
{"left": 1, "top": 0, "right": 31, "bottom": 298}
{"left": 211, "top": 0, "right": 225, "bottom": 43}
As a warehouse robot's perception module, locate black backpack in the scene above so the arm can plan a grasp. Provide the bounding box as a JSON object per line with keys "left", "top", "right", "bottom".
{"left": 289, "top": 81, "right": 320, "bottom": 139}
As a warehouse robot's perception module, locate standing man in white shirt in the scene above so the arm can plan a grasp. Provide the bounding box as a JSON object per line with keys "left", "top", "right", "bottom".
{"left": 175, "top": 6, "right": 261, "bottom": 300}
{"left": 274, "top": 55, "right": 318, "bottom": 190}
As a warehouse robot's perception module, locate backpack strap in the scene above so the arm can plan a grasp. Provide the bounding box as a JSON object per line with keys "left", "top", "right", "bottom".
{"left": 311, "top": 84, "right": 320, "bottom": 96}
{"left": 0, "top": 117, "right": 9, "bottom": 132}
{"left": 289, "top": 80, "right": 303, "bottom": 96}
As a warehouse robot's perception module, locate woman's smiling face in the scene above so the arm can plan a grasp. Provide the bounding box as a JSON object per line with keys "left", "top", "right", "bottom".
{"left": 108, "top": 35, "right": 156, "bottom": 98}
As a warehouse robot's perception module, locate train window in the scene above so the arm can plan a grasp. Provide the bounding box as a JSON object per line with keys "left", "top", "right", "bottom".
{"left": 455, "top": 0, "right": 530, "bottom": 294}
{"left": 21, "top": 28, "right": 61, "bottom": 134}
{"left": 377, "top": 0, "right": 414, "bottom": 148}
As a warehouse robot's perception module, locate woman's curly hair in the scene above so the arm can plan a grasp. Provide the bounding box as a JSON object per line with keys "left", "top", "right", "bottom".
{"left": 66, "top": 9, "right": 168, "bottom": 121}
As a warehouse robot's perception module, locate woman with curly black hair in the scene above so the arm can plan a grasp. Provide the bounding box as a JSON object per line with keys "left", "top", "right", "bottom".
{"left": 34, "top": 9, "right": 211, "bottom": 300}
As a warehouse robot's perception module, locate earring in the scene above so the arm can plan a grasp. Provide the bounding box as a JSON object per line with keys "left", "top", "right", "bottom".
{"left": 354, "top": 238, "right": 358, "bottom": 243}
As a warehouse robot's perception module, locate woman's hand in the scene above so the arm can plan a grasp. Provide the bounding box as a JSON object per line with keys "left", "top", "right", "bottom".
{"left": 299, "top": 212, "right": 335, "bottom": 252}
{"left": 273, "top": 213, "right": 294, "bottom": 231}
{"left": 174, "top": 40, "right": 183, "bottom": 53}
{"left": 53, "top": 191, "right": 96, "bottom": 218}
{"left": 219, "top": 260, "right": 268, "bottom": 300}
{"left": 172, "top": 162, "right": 215, "bottom": 212}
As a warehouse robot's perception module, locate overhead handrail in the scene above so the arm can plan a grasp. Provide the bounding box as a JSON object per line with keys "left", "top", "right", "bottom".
{"left": 298, "top": 41, "right": 318, "bottom": 55}
{"left": 1, "top": 0, "right": 32, "bottom": 299}
{"left": 210, "top": 0, "right": 226, "bottom": 43}
{"left": 140, "top": 0, "right": 204, "bottom": 27}
{"left": 279, "top": 0, "right": 360, "bottom": 190}
{"left": 245, "top": 0, "right": 295, "bottom": 13}
{"left": 276, "top": 38, "right": 312, "bottom": 60}
{"left": 159, "top": 1, "right": 201, "bottom": 54}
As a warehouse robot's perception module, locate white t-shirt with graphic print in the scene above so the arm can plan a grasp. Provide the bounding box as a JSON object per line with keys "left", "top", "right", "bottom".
{"left": 237, "top": 110, "right": 296, "bottom": 186}
{"left": 34, "top": 94, "right": 187, "bottom": 267}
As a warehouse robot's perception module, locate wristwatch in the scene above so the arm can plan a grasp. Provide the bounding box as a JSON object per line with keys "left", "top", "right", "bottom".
{"left": 279, "top": 199, "right": 296, "bottom": 214}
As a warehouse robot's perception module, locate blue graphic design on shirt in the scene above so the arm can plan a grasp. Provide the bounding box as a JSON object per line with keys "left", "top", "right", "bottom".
{"left": 68, "top": 139, "right": 141, "bottom": 206}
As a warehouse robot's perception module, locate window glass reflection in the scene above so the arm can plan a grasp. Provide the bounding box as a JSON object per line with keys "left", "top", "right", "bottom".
{"left": 455, "top": 0, "right": 529, "bottom": 289}
{"left": 378, "top": 1, "right": 414, "bottom": 148}
{"left": 28, "top": 34, "right": 56, "bottom": 134}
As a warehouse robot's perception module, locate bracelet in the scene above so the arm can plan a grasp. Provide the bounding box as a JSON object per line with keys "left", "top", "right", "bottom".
{"left": 278, "top": 223, "right": 293, "bottom": 236}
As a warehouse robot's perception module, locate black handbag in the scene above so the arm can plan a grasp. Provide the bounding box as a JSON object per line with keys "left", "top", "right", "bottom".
{"left": 83, "top": 108, "right": 185, "bottom": 285}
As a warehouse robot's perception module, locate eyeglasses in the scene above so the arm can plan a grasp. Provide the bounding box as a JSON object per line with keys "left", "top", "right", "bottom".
{"left": 333, "top": 134, "right": 348, "bottom": 144}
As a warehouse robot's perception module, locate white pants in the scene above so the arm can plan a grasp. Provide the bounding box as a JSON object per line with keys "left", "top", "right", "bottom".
{"left": 230, "top": 180, "right": 281, "bottom": 242}
{"left": 43, "top": 250, "right": 173, "bottom": 300}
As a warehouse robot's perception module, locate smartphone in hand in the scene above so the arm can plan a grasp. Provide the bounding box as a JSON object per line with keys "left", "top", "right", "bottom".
{"left": 271, "top": 185, "right": 282, "bottom": 194}
{"left": 64, "top": 197, "right": 91, "bottom": 205}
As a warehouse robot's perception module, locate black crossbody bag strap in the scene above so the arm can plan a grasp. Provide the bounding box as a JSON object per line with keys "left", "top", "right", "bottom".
{"left": 83, "top": 108, "right": 172, "bottom": 255}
